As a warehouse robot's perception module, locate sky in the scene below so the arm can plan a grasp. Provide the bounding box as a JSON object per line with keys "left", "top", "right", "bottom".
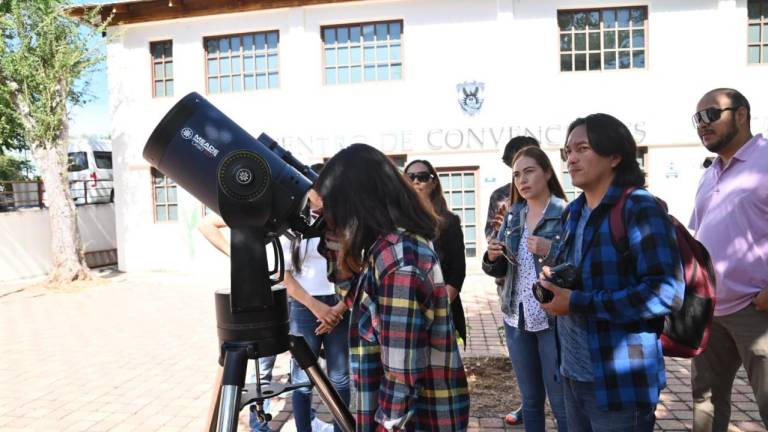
{"left": 69, "top": 0, "right": 112, "bottom": 138}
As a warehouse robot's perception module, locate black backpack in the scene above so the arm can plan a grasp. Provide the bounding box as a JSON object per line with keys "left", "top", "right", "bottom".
{"left": 609, "top": 187, "right": 716, "bottom": 358}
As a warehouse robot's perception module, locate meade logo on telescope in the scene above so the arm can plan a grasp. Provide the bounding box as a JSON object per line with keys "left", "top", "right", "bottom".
{"left": 180, "top": 127, "right": 220, "bottom": 158}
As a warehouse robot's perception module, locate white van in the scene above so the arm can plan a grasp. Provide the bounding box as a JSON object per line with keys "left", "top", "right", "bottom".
{"left": 67, "top": 138, "right": 114, "bottom": 205}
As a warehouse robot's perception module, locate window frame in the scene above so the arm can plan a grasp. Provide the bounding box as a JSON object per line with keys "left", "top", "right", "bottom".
{"left": 150, "top": 40, "right": 174, "bottom": 97}
{"left": 436, "top": 166, "right": 480, "bottom": 258}
{"left": 151, "top": 167, "right": 178, "bottom": 223}
{"left": 557, "top": 6, "right": 648, "bottom": 72}
{"left": 748, "top": 0, "right": 768, "bottom": 64}
{"left": 321, "top": 20, "right": 404, "bottom": 85}
{"left": 203, "top": 30, "right": 280, "bottom": 94}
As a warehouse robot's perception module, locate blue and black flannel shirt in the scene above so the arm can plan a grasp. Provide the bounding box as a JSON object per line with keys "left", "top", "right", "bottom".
{"left": 557, "top": 185, "right": 684, "bottom": 411}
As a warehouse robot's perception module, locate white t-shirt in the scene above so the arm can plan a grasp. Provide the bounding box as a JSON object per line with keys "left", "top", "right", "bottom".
{"left": 280, "top": 236, "right": 335, "bottom": 297}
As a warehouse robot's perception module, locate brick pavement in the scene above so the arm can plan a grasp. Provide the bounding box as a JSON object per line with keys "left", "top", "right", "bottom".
{"left": 0, "top": 270, "right": 763, "bottom": 431}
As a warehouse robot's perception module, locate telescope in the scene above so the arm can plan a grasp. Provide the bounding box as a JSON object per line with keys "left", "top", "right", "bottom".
{"left": 143, "top": 92, "right": 353, "bottom": 432}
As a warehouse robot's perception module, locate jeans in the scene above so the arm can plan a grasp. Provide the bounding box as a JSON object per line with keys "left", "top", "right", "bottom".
{"left": 504, "top": 321, "right": 568, "bottom": 432}
{"left": 249, "top": 356, "right": 277, "bottom": 432}
{"left": 290, "top": 296, "right": 351, "bottom": 432}
{"left": 562, "top": 377, "right": 656, "bottom": 432}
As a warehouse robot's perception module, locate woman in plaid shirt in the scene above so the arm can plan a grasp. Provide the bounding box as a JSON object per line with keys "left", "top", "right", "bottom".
{"left": 315, "top": 144, "right": 470, "bottom": 432}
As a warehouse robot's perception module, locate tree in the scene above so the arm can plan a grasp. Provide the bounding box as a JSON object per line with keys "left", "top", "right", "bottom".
{"left": 0, "top": 153, "right": 31, "bottom": 181}
{"left": 0, "top": 0, "right": 108, "bottom": 283}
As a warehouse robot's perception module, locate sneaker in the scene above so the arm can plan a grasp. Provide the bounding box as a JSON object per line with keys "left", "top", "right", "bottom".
{"left": 311, "top": 417, "right": 334, "bottom": 432}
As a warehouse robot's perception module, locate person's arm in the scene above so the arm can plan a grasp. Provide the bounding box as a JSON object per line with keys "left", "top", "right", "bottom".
{"left": 568, "top": 195, "right": 685, "bottom": 322}
{"left": 198, "top": 214, "right": 230, "bottom": 256}
{"left": 482, "top": 211, "right": 509, "bottom": 278}
{"left": 375, "top": 265, "right": 434, "bottom": 430}
{"left": 439, "top": 214, "right": 466, "bottom": 301}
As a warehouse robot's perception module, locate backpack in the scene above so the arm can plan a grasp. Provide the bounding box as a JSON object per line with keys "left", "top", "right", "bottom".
{"left": 609, "top": 187, "right": 716, "bottom": 358}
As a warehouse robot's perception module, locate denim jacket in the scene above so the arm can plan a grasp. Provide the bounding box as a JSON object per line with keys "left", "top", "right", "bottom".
{"left": 482, "top": 196, "right": 567, "bottom": 316}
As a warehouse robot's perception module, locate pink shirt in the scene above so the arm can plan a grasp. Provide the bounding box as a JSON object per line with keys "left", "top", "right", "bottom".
{"left": 689, "top": 133, "right": 768, "bottom": 316}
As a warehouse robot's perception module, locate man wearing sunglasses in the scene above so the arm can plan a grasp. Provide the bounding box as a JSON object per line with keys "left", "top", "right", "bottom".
{"left": 689, "top": 88, "right": 768, "bottom": 431}
{"left": 482, "top": 135, "right": 540, "bottom": 426}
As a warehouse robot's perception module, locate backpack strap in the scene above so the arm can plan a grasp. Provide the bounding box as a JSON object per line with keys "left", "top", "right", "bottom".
{"left": 608, "top": 187, "right": 638, "bottom": 257}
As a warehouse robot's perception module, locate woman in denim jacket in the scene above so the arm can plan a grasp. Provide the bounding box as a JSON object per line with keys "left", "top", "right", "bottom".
{"left": 482, "top": 146, "right": 568, "bottom": 432}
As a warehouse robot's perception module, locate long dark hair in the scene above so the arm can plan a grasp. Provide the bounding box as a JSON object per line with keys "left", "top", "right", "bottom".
{"left": 291, "top": 163, "right": 325, "bottom": 274}
{"left": 315, "top": 144, "right": 439, "bottom": 271}
{"left": 404, "top": 159, "right": 450, "bottom": 220}
{"left": 510, "top": 146, "right": 567, "bottom": 205}
{"left": 565, "top": 113, "right": 645, "bottom": 188}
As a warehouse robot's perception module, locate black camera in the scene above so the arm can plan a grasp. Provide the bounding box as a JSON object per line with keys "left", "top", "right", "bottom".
{"left": 532, "top": 262, "right": 579, "bottom": 304}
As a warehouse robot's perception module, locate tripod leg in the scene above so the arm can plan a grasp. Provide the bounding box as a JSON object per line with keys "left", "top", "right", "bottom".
{"left": 289, "top": 335, "right": 355, "bottom": 432}
{"left": 205, "top": 366, "right": 224, "bottom": 432}
{"left": 217, "top": 347, "right": 249, "bottom": 432}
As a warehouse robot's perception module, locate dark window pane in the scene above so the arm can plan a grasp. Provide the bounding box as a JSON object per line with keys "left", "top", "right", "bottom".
{"left": 575, "top": 33, "right": 586, "bottom": 50}
{"left": 163, "top": 42, "right": 172, "bottom": 58}
{"left": 323, "top": 28, "right": 336, "bottom": 44}
{"left": 749, "top": 46, "right": 760, "bottom": 63}
{"left": 558, "top": 12, "right": 573, "bottom": 31}
{"left": 749, "top": 24, "right": 761, "bottom": 43}
{"left": 604, "top": 31, "right": 616, "bottom": 49}
{"left": 619, "top": 50, "right": 631, "bottom": 69}
{"left": 589, "top": 52, "right": 601, "bottom": 70}
{"left": 588, "top": 11, "right": 600, "bottom": 29}
{"left": 363, "top": 24, "right": 375, "bottom": 42}
{"left": 219, "top": 38, "right": 229, "bottom": 53}
{"left": 604, "top": 51, "right": 617, "bottom": 69}
{"left": 630, "top": 8, "right": 645, "bottom": 25}
{"left": 588, "top": 32, "right": 600, "bottom": 50}
{"left": 267, "top": 32, "right": 278, "bottom": 49}
{"left": 560, "top": 34, "right": 572, "bottom": 51}
{"left": 619, "top": 30, "right": 630, "bottom": 48}
{"left": 376, "top": 23, "right": 388, "bottom": 40}
{"left": 230, "top": 37, "right": 241, "bottom": 52}
{"left": 243, "top": 35, "right": 254, "bottom": 51}
{"left": 390, "top": 22, "right": 402, "bottom": 40}
{"left": 574, "top": 53, "right": 587, "bottom": 70}
{"left": 603, "top": 10, "right": 616, "bottom": 28}
{"left": 633, "top": 50, "right": 645, "bottom": 68}
{"left": 338, "top": 27, "right": 349, "bottom": 43}
{"left": 764, "top": 0, "right": 768, "bottom": 19}
{"left": 94, "top": 152, "right": 112, "bottom": 169}
{"left": 350, "top": 26, "right": 361, "bottom": 41}
{"left": 749, "top": 1, "right": 760, "bottom": 19}
{"left": 618, "top": 8, "right": 630, "bottom": 27}
{"left": 206, "top": 40, "right": 218, "bottom": 56}
{"left": 152, "top": 43, "right": 163, "bottom": 59}
{"left": 632, "top": 29, "right": 645, "bottom": 48}
{"left": 68, "top": 152, "right": 88, "bottom": 171}
{"left": 574, "top": 12, "right": 587, "bottom": 30}
{"left": 255, "top": 34, "right": 266, "bottom": 49}
{"left": 560, "top": 54, "right": 573, "bottom": 71}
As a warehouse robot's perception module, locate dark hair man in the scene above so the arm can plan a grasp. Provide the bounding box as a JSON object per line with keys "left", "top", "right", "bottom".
{"left": 539, "top": 113, "right": 684, "bottom": 431}
{"left": 689, "top": 88, "right": 768, "bottom": 431}
{"left": 483, "top": 135, "right": 539, "bottom": 426}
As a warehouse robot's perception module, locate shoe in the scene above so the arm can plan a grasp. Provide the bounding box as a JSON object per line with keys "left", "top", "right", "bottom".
{"left": 504, "top": 407, "right": 523, "bottom": 425}
{"left": 311, "top": 417, "right": 334, "bottom": 432}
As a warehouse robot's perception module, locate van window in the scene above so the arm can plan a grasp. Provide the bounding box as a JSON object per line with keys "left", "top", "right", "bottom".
{"left": 68, "top": 152, "right": 88, "bottom": 172}
{"left": 94, "top": 151, "right": 113, "bottom": 169}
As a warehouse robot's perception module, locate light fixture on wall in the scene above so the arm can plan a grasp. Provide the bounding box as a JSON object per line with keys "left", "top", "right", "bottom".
{"left": 665, "top": 162, "right": 679, "bottom": 179}
{"left": 168, "top": 0, "right": 173, "bottom": 6}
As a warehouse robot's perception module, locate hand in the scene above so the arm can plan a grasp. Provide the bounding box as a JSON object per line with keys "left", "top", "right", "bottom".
{"left": 487, "top": 239, "right": 505, "bottom": 262}
{"left": 754, "top": 287, "right": 768, "bottom": 312}
{"left": 311, "top": 301, "right": 341, "bottom": 328}
{"left": 315, "top": 301, "right": 348, "bottom": 335}
{"left": 446, "top": 285, "right": 459, "bottom": 302}
{"left": 527, "top": 235, "right": 552, "bottom": 258}
{"left": 538, "top": 267, "right": 572, "bottom": 316}
{"left": 491, "top": 202, "right": 508, "bottom": 234}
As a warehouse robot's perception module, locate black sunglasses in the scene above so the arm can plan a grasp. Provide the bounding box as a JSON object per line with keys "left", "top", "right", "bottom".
{"left": 406, "top": 171, "right": 434, "bottom": 183}
{"left": 692, "top": 106, "right": 739, "bottom": 128}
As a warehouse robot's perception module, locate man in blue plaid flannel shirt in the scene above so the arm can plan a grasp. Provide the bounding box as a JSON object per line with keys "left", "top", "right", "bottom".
{"left": 539, "top": 114, "right": 684, "bottom": 432}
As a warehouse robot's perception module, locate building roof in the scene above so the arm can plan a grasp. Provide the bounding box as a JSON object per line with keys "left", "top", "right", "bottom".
{"left": 68, "top": 0, "right": 362, "bottom": 26}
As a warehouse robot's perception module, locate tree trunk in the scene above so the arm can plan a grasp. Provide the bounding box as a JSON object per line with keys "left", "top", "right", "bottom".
{"left": 30, "top": 143, "right": 90, "bottom": 284}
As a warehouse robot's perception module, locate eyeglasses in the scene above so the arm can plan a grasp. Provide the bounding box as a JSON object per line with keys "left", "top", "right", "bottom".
{"left": 406, "top": 171, "right": 434, "bottom": 183}
{"left": 692, "top": 106, "right": 739, "bottom": 128}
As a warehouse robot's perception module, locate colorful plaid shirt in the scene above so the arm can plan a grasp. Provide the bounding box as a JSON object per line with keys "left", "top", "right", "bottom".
{"left": 327, "top": 230, "right": 470, "bottom": 431}
{"left": 556, "top": 186, "right": 684, "bottom": 410}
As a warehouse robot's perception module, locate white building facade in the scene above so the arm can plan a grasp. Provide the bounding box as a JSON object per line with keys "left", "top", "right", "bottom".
{"left": 92, "top": 0, "right": 768, "bottom": 274}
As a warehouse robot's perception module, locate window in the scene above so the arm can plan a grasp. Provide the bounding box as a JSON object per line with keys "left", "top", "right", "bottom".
{"left": 438, "top": 169, "right": 478, "bottom": 257}
{"left": 560, "top": 146, "right": 648, "bottom": 200}
{"left": 67, "top": 152, "right": 88, "bottom": 172}
{"left": 205, "top": 31, "right": 279, "bottom": 93}
{"left": 93, "top": 151, "right": 113, "bottom": 170}
{"left": 322, "top": 20, "right": 402, "bottom": 85}
{"left": 151, "top": 40, "right": 174, "bottom": 97}
{"left": 558, "top": 7, "right": 647, "bottom": 71}
{"left": 748, "top": 0, "right": 768, "bottom": 63}
{"left": 152, "top": 168, "right": 178, "bottom": 222}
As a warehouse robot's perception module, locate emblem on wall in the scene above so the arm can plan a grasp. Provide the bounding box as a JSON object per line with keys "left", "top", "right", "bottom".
{"left": 457, "top": 81, "right": 485, "bottom": 116}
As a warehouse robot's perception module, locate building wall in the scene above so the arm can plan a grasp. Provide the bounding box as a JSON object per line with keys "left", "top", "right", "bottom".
{"left": 106, "top": 0, "right": 768, "bottom": 273}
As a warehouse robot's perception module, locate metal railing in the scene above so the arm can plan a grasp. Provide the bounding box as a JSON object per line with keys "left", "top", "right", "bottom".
{"left": 0, "top": 179, "right": 114, "bottom": 212}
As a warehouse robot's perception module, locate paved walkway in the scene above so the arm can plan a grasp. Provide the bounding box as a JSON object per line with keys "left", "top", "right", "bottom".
{"left": 0, "top": 270, "right": 763, "bottom": 431}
